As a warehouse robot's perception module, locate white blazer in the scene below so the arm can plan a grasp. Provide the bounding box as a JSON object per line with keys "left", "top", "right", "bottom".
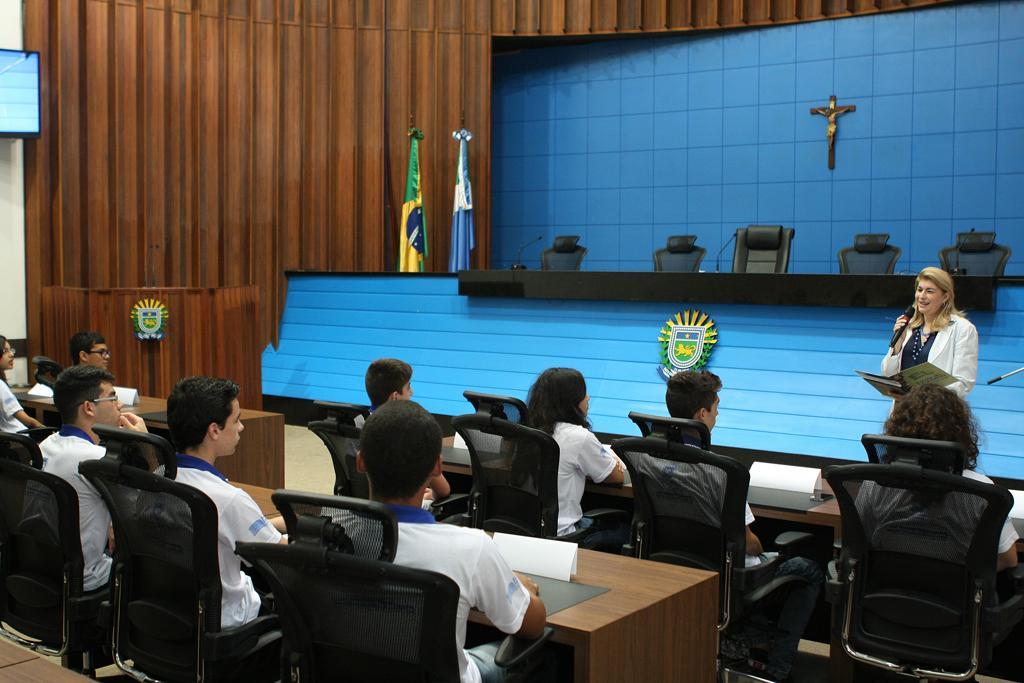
{"left": 881, "top": 314, "right": 979, "bottom": 397}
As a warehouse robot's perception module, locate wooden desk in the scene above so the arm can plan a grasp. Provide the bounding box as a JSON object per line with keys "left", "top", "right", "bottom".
{"left": 242, "top": 483, "right": 718, "bottom": 683}
{"left": 0, "top": 641, "right": 36, "bottom": 670}
{"left": 20, "top": 395, "right": 285, "bottom": 489}
{"left": 0, "top": 658, "right": 94, "bottom": 681}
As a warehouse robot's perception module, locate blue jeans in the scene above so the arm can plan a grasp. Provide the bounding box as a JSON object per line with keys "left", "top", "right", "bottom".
{"left": 467, "top": 640, "right": 556, "bottom": 683}
{"left": 576, "top": 515, "right": 630, "bottom": 552}
{"left": 759, "top": 556, "right": 823, "bottom": 680}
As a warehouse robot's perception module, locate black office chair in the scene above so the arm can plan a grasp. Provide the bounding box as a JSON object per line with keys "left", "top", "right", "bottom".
{"left": 452, "top": 412, "right": 628, "bottom": 544}
{"left": 824, "top": 435, "right": 1024, "bottom": 681}
{"left": 31, "top": 355, "right": 63, "bottom": 390}
{"left": 463, "top": 390, "right": 530, "bottom": 424}
{"left": 235, "top": 542, "right": 553, "bottom": 683}
{"left": 654, "top": 235, "right": 706, "bottom": 272}
{"left": 939, "top": 231, "right": 1012, "bottom": 276}
{"left": 628, "top": 411, "right": 710, "bottom": 448}
{"left": 17, "top": 426, "right": 58, "bottom": 444}
{"left": 81, "top": 426, "right": 281, "bottom": 682}
{"left": 732, "top": 225, "right": 795, "bottom": 274}
{"left": 540, "top": 235, "right": 587, "bottom": 271}
{"left": 612, "top": 433, "right": 815, "bottom": 638}
{"left": 271, "top": 490, "right": 398, "bottom": 562}
{"left": 307, "top": 400, "right": 372, "bottom": 498}
{"left": 0, "top": 432, "right": 107, "bottom": 674}
{"left": 838, "top": 233, "right": 902, "bottom": 274}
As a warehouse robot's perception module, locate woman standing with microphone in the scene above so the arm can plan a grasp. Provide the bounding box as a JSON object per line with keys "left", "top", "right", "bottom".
{"left": 883, "top": 267, "right": 978, "bottom": 397}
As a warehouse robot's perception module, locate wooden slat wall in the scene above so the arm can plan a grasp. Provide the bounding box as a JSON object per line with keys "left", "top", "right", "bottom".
{"left": 23, "top": 0, "right": 960, "bottom": 376}
{"left": 40, "top": 285, "right": 263, "bottom": 409}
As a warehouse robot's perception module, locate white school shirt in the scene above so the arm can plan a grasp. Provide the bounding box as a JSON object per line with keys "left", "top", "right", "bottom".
{"left": 0, "top": 381, "right": 25, "bottom": 433}
{"left": 174, "top": 460, "right": 282, "bottom": 628}
{"left": 963, "top": 470, "right": 1019, "bottom": 553}
{"left": 551, "top": 422, "right": 618, "bottom": 535}
{"left": 39, "top": 428, "right": 113, "bottom": 591}
{"left": 393, "top": 514, "right": 531, "bottom": 683}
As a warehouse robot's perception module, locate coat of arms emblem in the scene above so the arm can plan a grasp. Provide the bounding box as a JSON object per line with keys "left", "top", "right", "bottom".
{"left": 130, "top": 299, "right": 169, "bottom": 341}
{"left": 659, "top": 310, "right": 718, "bottom": 379}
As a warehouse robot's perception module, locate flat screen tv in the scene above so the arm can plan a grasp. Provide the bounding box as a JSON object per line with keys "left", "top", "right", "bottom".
{"left": 0, "top": 49, "right": 40, "bottom": 138}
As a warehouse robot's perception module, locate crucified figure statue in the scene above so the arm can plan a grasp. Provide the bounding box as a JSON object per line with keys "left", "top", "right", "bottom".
{"left": 810, "top": 95, "right": 856, "bottom": 170}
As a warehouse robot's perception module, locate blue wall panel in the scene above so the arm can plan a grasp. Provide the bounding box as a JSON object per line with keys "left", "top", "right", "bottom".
{"left": 265, "top": 275, "right": 1024, "bottom": 480}
{"left": 492, "top": 0, "right": 1024, "bottom": 273}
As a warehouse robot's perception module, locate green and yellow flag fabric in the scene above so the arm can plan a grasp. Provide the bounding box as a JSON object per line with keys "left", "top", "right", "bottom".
{"left": 399, "top": 127, "right": 427, "bottom": 272}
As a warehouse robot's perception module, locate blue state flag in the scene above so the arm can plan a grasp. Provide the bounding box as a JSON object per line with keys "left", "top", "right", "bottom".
{"left": 448, "top": 129, "right": 475, "bottom": 272}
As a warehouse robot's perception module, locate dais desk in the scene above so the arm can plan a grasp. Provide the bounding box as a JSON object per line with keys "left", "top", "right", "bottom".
{"left": 20, "top": 395, "right": 285, "bottom": 489}
{"left": 241, "top": 483, "right": 719, "bottom": 683}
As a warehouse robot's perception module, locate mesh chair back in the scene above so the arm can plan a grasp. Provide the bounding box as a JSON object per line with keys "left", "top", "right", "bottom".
{"left": 826, "top": 462, "right": 1011, "bottom": 675}
{"left": 861, "top": 434, "right": 966, "bottom": 474}
{"left": 627, "top": 411, "right": 710, "bottom": 448}
{"left": 838, "top": 234, "right": 901, "bottom": 274}
{"left": 237, "top": 543, "right": 461, "bottom": 683}
{"left": 654, "top": 235, "right": 706, "bottom": 272}
{"left": 939, "top": 231, "right": 1012, "bottom": 277}
{"left": 272, "top": 490, "right": 398, "bottom": 561}
{"left": 81, "top": 428, "right": 222, "bottom": 682}
{"left": 0, "top": 434, "right": 84, "bottom": 651}
{"left": 451, "top": 413, "right": 559, "bottom": 537}
{"left": 613, "top": 436, "right": 750, "bottom": 627}
{"left": 732, "top": 225, "right": 795, "bottom": 273}
{"left": 308, "top": 402, "right": 372, "bottom": 498}
{"left": 462, "top": 390, "right": 529, "bottom": 424}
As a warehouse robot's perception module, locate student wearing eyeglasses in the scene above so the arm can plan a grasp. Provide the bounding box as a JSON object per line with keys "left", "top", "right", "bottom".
{"left": 70, "top": 330, "right": 111, "bottom": 369}
{"left": 38, "top": 365, "right": 149, "bottom": 589}
{"left": 0, "top": 335, "right": 43, "bottom": 432}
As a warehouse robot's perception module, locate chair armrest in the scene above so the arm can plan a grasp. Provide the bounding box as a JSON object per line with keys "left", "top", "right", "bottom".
{"left": 430, "top": 493, "right": 470, "bottom": 519}
{"left": 494, "top": 626, "right": 554, "bottom": 670}
{"left": 203, "top": 614, "right": 280, "bottom": 661}
{"left": 67, "top": 588, "right": 106, "bottom": 622}
{"left": 984, "top": 592, "right": 1023, "bottom": 642}
{"left": 825, "top": 559, "right": 844, "bottom": 606}
{"left": 1008, "top": 563, "right": 1024, "bottom": 591}
{"left": 772, "top": 530, "right": 815, "bottom": 558}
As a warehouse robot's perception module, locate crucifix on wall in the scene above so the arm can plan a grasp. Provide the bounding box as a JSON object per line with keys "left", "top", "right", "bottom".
{"left": 810, "top": 95, "right": 856, "bottom": 170}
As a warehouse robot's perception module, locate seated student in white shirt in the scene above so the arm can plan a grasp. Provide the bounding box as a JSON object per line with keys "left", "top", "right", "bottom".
{"left": 356, "top": 400, "right": 548, "bottom": 683}
{"left": 39, "top": 365, "right": 149, "bottom": 591}
{"left": 856, "top": 384, "right": 1019, "bottom": 572}
{"left": 363, "top": 358, "right": 451, "bottom": 502}
{"left": 0, "top": 335, "right": 44, "bottom": 432}
{"left": 166, "top": 376, "right": 287, "bottom": 629}
{"left": 525, "top": 368, "right": 627, "bottom": 550}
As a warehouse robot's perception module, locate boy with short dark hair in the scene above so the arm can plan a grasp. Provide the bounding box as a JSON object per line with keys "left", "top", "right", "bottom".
{"left": 357, "top": 400, "right": 546, "bottom": 683}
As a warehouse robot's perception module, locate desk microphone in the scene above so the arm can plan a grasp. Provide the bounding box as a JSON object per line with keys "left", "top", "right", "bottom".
{"left": 511, "top": 235, "right": 543, "bottom": 270}
{"left": 889, "top": 304, "right": 916, "bottom": 349}
{"left": 714, "top": 232, "right": 737, "bottom": 273}
{"left": 950, "top": 227, "right": 974, "bottom": 276}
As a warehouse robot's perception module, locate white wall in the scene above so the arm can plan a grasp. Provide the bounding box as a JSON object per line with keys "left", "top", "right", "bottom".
{"left": 0, "top": 2, "right": 26, "bottom": 384}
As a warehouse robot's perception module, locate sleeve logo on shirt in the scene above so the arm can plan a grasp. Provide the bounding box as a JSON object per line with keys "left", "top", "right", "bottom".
{"left": 248, "top": 518, "right": 269, "bottom": 536}
{"left": 506, "top": 577, "right": 522, "bottom": 602}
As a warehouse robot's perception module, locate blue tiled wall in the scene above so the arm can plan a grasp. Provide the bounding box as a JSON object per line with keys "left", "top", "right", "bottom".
{"left": 492, "top": 0, "right": 1024, "bottom": 273}
{"left": 264, "top": 275, "right": 1024, "bottom": 479}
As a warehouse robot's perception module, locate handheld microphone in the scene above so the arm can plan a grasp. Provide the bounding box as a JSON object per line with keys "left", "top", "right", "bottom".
{"left": 950, "top": 227, "right": 974, "bottom": 275}
{"left": 988, "top": 367, "right": 1024, "bottom": 385}
{"left": 889, "top": 304, "right": 916, "bottom": 349}
{"left": 714, "top": 232, "right": 738, "bottom": 273}
{"left": 511, "top": 235, "right": 543, "bottom": 270}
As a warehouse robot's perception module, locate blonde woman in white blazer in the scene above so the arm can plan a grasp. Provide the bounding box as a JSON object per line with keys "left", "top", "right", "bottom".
{"left": 882, "top": 267, "right": 978, "bottom": 398}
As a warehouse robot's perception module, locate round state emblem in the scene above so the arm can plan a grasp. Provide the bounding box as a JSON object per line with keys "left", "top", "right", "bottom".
{"left": 658, "top": 310, "right": 718, "bottom": 380}
{"left": 130, "top": 299, "right": 169, "bottom": 341}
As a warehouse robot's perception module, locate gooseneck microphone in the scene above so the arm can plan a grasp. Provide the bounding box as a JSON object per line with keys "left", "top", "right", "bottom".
{"left": 714, "top": 232, "right": 738, "bottom": 273}
{"left": 889, "top": 304, "right": 916, "bottom": 349}
{"left": 511, "top": 235, "right": 543, "bottom": 271}
{"left": 950, "top": 227, "right": 975, "bottom": 275}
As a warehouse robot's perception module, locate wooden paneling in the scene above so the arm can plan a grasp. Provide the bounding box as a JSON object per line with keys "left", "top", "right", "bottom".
{"left": 40, "top": 286, "right": 263, "bottom": 411}
{"left": 23, "top": 0, "right": 961, "bottom": 398}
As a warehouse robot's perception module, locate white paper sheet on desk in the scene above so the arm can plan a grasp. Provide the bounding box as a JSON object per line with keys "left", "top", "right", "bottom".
{"left": 453, "top": 432, "right": 467, "bottom": 450}
{"left": 1010, "top": 490, "right": 1024, "bottom": 520}
{"left": 114, "top": 386, "right": 139, "bottom": 406}
{"left": 27, "top": 383, "right": 53, "bottom": 398}
{"left": 492, "top": 533, "right": 578, "bottom": 582}
{"left": 749, "top": 461, "right": 821, "bottom": 495}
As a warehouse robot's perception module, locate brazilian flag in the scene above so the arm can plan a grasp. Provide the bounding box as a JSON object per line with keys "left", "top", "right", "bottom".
{"left": 399, "top": 128, "right": 427, "bottom": 272}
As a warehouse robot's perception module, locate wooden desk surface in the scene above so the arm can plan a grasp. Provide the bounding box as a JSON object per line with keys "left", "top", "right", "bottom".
{"left": 0, "top": 657, "right": 93, "bottom": 681}
{"left": 240, "top": 482, "right": 718, "bottom": 683}
{"left": 0, "top": 641, "right": 36, "bottom": 670}
{"left": 19, "top": 395, "right": 285, "bottom": 489}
